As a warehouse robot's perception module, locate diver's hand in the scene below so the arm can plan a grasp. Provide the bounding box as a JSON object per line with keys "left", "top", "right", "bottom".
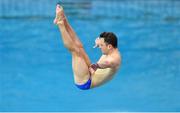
{"left": 93, "top": 37, "right": 101, "bottom": 48}
{"left": 89, "top": 67, "right": 95, "bottom": 75}
{"left": 89, "top": 63, "right": 100, "bottom": 75}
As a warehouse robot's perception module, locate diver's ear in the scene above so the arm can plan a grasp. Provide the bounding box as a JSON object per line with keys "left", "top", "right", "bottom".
{"left": 107, "top": 44, "right": 113, "bottom": 50}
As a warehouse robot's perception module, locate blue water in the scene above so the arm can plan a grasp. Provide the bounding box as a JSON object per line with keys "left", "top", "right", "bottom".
{"left": 0, "top": 0, "right": 180, "bottom": 112}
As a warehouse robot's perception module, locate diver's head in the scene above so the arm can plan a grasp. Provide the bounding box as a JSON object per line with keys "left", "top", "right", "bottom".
{"left": 99, "top": 32, "right": 118, "bottom": 55}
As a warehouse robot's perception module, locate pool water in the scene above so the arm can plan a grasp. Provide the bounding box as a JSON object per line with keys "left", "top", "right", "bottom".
{"left": 0, "top": 0, "right": 180, "bottom": 112}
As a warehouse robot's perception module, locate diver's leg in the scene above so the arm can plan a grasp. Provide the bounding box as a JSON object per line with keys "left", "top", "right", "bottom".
{"left": 59, "top": 24, "right": 91, "bottom": 84}
{"left": 54, "top": 5, "right": 76, "bottom": 51}
{"left": 63, "top": 18, "right": 91, "bottom": 66}
{"left": 57, "top": 21, "right": 76, "bottom": 51}
{"left": 54, "top": 4, "right": 91, "bottom": 66}
{"left": 54, "top": 4, "right": 83, "bottom": 48}
{"left": 54, "top": 5, "right": 91, "bottom": 85}
{"left": 72, "top": 52, "right": 91, "bottom": 84}
{"left": 57, "top": 22, "right": 91, "bottom": 85}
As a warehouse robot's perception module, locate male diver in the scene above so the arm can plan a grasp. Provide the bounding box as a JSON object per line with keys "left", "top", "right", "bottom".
{"left": 54, "top": 4, "right": 121, "bottom": 90}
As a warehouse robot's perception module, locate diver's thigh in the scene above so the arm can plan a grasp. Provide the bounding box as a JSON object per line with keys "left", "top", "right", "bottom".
{"left": 71, "top": 52, "right": 90, "bottom": 84}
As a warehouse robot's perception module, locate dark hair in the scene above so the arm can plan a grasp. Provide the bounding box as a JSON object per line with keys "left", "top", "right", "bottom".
{"left": 99, "top": 32, "right": 118, "bottom": 48}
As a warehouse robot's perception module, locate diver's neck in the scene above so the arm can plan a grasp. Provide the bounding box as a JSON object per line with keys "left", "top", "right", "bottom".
{"left": 107, "top": 48, "right": 117, "bottom": 56}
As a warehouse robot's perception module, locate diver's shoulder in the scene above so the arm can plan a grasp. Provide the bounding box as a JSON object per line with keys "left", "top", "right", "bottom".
{"left": 112, "top": 50, "right": 121, "bottom": 67}
{"left": 112, "top": 50, "right": 121, "bottom": 60}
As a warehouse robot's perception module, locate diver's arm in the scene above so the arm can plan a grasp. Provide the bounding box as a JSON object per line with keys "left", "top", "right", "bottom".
{"left": 90, "top": 58, "right": 113, "bottom": 70}
{"left": 97, "top": 62, "right": 110, "bottom": 69}
{"left": 89, "top": 55, "right": 114, "bottom": 74}
{"left": 89, "top": 60, "right": 113, "bottom": 75}
{"left": 96, "top": 55, "right": 115, "bottom": 69}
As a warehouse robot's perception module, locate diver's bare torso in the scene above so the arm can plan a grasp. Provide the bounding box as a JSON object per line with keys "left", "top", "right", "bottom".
{"left": 90, "top": 49, "right": 121, "bottom": 88}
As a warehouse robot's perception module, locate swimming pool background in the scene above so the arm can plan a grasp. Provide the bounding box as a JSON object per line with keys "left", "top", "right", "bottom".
{"left": 0, "top": 0, "right": 180, "bottom": 112}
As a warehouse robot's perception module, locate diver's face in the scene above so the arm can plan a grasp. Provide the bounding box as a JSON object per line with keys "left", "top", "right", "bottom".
{"left": 99, "top": 39, "right": 109, "bottom": 55}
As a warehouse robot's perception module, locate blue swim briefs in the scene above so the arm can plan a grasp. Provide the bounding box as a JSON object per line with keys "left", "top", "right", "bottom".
{"left": 75, "top": 78, "right": 91, "bottom": 90}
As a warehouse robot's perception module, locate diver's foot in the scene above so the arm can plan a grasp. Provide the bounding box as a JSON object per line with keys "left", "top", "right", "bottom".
{"left": 53, "top": 4, "right": 66, "bottom": 25}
